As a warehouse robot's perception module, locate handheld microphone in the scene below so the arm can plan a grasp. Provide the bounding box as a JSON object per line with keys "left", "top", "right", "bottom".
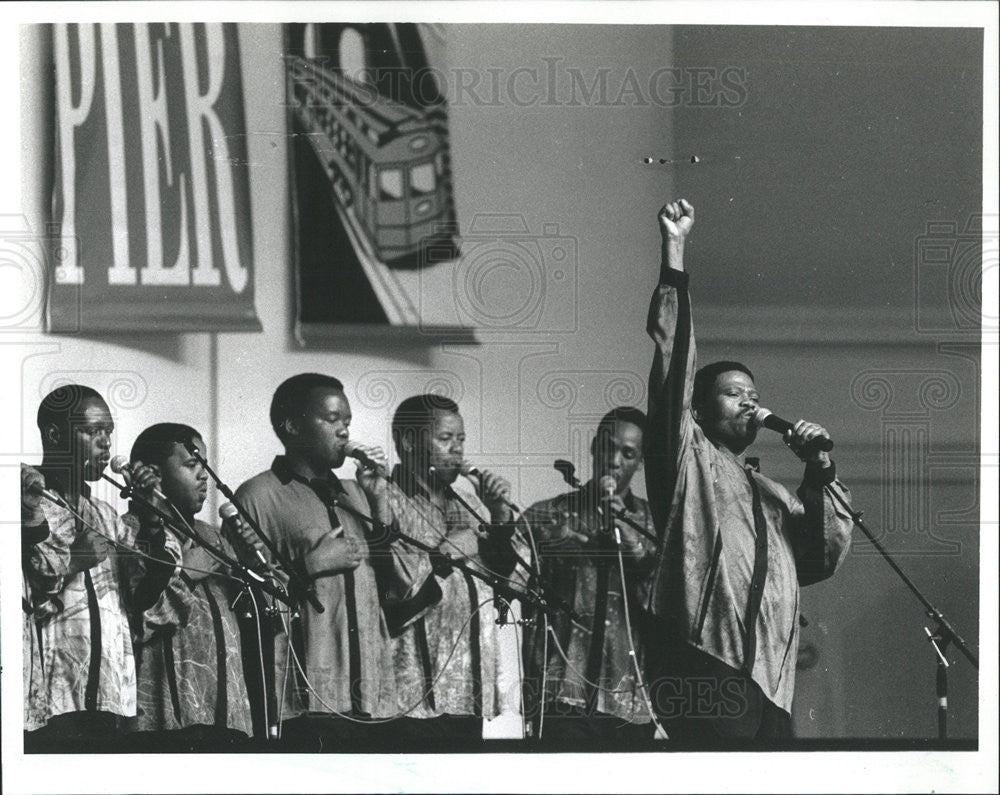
{"left": 751, "top": 408, "right": 833, "bottom": 452}
{"left": 219, "top": 502, "right": 271, "bottom": 573}
{"left": 110, "top": 455, "right": 171, "bottom": 502}
{"left": 26, "top": 479, "right": 69, "bottom": 509}
{"left": 461, "top": 463, "right": 521, "bottom": 514}
{"left": 344, "top": 441, "right": 388, "bottom": 478}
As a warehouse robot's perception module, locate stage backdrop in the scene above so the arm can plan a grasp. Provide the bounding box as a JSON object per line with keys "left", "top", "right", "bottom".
{"left": 48, "top": 23, "right": 260, "bottom": 333}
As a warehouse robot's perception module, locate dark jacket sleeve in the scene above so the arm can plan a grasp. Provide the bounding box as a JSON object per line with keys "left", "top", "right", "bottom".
{"left": 644, "top": 267, "right": 696, "bottom": 535}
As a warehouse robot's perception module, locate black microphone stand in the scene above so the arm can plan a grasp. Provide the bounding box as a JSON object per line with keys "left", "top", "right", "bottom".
{"left": 104, "top": 472, "right": 286, "bottom": 743}
{"left": 824, "top": 484, "right": 978, "bottom": 739}
{"left": 182, "top": 441, "right": 325, "bottom": 615}
{"left": 102, "top": 473, "right": 295, "bottom": 610}
{"left": 442, "top": 479, "right": 584, "bottom": 625}
{"left": 331, "top": 489, "right": 575, "bottom": 626}
{"left": 555, "top": 462, "right": 657, "bottom": 546}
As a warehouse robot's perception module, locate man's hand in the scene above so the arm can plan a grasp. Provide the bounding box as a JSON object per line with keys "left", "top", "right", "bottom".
{"left": 658, "top": 198, "right": 694, "bottom": 275}
{"left": 658, "top": 199, "right": 695, "bottom": 240}
{"left": 352, "top": 444, "right": 388, "bottom": 495}
{"left": 784, "top": 420, "right": 833, "bottom": 467}
{"left": 614, "top": 515, "right": 648, "bottom": 559}
{"left": 129, "top": 460, "right": 164, "bottom": 503}
{"left": 353, "top": 443, "right": 390, "bottom": 513}
{"left": 327, "top": 534, "right": 363, "bottom": 573}
{"left": 474, "top": 468, "right": 514, "bottom": 524}
{"left": 21, "top": 464, "right": 47, "bottom": 524}
{"left": 68, "top": 529, "right": 112, "bottom": 572}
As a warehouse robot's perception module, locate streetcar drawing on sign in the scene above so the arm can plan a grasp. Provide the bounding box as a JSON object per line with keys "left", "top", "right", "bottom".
{"left": 286, "top": 23, "right": 462, "bottom": 331}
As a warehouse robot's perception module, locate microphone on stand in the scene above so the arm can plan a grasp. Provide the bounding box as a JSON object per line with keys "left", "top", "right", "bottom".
{"left": 599, "top": 475, "right": 621, "bottom": 546}
{"left": 461, "top": 462, "right": 521, "bottom": 514}
{"left": 25, "top": 479, "right": 69, "bottom": 509}
{"left": 344, "top": 440, "right": 389, "bottom": 478}
{"left": 554, "top": 459, "right": 582, "bottom": 489}
{"left": 110, "top": 455, "right": 171, "bottom": 503}
{"left": 751, "top": 408, "right": 834, "bottom": 452}
{"left": 219, "top": 502, "right": 271, "bottom": 575}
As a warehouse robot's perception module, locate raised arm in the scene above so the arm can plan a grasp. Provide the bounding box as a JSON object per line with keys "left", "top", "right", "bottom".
{"left": 644, "top": 199, "right": 697, "bottom": 532}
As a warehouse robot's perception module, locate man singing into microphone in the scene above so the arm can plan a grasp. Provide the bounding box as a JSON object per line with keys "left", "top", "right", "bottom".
{"left": 380, "top": 394, "right": 523, "bottom": 748}
{"left": 642, "top": 200, "right": 854, "bottom": 744}
{"left": 21, "top": 384, "right": 180, "bottom": 752}
{"left": 122, "top": 423, "right": 253, "bottom": 750}
{"left": 234, "top": 373, "right": 397, "bottom": 750}
{"left": 520, "top": 407, "right": 658, "bottom": 746}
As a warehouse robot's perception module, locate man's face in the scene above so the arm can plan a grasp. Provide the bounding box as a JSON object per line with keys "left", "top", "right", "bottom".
{"left": 695, "top": 370, "right": 760, "bottom": 454}
{"left": 156, "top": 437, "right": 209, "bottom": 517}
{"left": 294, "top": 387, "right": 351, "bottom": 469}
{"left": 68, "top": 397, "right": 114, "bottom": 481}
{"left": 592, "top": 420, "right": 643, "bottom": 494}
{"left": 425, "top": 410, "right": 464, "bottom": 486}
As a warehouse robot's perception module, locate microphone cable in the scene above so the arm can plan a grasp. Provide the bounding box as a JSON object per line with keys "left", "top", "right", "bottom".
{"left": 613, "top": 538, "right": 667, "bottom": 739}
{"left": 33, "top": 491, "right": 279, "bottom": 743}
{"left": 275, "top": 597, "right": 496, "bottom": 724}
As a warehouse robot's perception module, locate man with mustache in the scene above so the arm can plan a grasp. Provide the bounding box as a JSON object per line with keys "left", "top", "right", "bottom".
{"left": 641, "top": 200, "right": 854, "bottom": 745}
{"left": 381, "top": 394, "right": 523, "bottom": 747}
{"left": 21, "top": 384, "right": 179, "bottom": 752}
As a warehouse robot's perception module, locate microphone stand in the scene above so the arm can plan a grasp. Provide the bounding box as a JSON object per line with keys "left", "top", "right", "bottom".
{"left": 824, "top": 484, "right": 977, "bottom": 739}
{"left": 556, "top": 465, "right": 658, "bottom": 546}
{"left": 332, "top": 489, "right": 575, "bottom": 626}
{"left": 101, "top": 473, "right": 294, "bottom": 610}
{"left": 442, "top": 480, "right": 584, "bottom": 625}
{"left": 182, "top": 441, "right": 325, "bottom": 615}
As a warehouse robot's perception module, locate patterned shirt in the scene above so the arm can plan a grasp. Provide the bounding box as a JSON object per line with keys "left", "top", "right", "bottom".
{"left": 521, "top": 482, "right": 657, "bottom": 724}
{"left": 643, "top": 269, "right": 854, "bottom": 712}
{"left": 24, "top": 469, "right": 182, "bottom": 723}
{"left": 23, "top": 519, "right": 56, "bottom": 731}
{"left": 382, "top": 468, "right": 524, "bottom": 720}
{"left": 235, "top": 457, "right": 397, "bottom": 721}
{"left": 127, "top": 516, "right": 253, "bottom": 736}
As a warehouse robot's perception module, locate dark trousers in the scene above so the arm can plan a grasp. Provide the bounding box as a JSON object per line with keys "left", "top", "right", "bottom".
{"left": 535, "top": 704, "right": 653, "bottom": 749}
{"left": 24, "top": 711, "right": 123, "bottom": 754}
{"left": 646, "top": 638, "right": 792, "bottom": 747}
{"left": 390, "top": 715, "right": 484, "bottom": 751}
{"left": 126, "top": 725, "right": 251, "bottom": 753}
{"left": 278, "top": 712, "right": 390, "bottom": 752}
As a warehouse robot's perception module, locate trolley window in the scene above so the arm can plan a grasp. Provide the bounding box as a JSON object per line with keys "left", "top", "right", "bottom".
{"left": 379, "top": 168, "right": 404, "bottom": 200}
{"left": 409, "top": 163, "right": 436, "bottom": 196}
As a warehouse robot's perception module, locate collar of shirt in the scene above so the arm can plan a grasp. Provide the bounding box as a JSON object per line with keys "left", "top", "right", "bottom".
{"left": 706, "top": 439, "right": 762, "bottom": 473}
{"left": 271, "top": 455, "right": 345, "bottom": 496}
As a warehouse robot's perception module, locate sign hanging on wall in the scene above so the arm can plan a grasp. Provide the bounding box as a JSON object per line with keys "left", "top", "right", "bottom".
{"left": 48, "top": 23, "right": 260, "bottom": 332}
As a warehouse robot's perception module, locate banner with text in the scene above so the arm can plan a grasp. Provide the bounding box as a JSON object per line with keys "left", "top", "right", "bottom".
{"left": 49, "top": 23, "right": 260, "bottom": 332}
